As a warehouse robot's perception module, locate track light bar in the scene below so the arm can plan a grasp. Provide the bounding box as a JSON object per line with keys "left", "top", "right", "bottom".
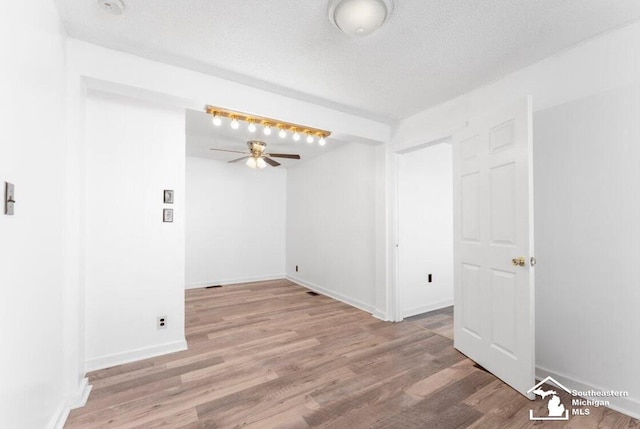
{"left": 205, "top": 105, "right": 332, "bottom": 140}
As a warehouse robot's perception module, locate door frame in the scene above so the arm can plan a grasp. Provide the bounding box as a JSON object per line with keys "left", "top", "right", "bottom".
{"left": 388, "top": 135, "right": 453, "bottom": 322}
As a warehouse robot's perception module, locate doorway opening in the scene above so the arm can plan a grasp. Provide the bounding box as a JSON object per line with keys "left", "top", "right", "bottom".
{"left": 396, "top": 140, "right": 454, "bottom": 327}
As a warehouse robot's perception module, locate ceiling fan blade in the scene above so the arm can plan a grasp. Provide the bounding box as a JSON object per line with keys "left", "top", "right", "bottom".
{"left": 263, "top": 157, "right": 281, "bottom": 167}
{"left": 266, "top": 153, "right": 301, "bottom": 159}
{"left": 209, "top": 148, "right": 249, "bottom": 154}
{"left": 228, "top": 156, "right": 250, "bottom": 163}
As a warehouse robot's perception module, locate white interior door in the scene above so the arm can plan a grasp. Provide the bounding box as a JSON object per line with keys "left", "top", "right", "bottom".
{"left": 453, "top": 97, "right": 535, "bottom": 398}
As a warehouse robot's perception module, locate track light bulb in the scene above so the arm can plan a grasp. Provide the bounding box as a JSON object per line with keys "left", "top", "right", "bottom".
{"left": 205, "top": 106, "right": 332, "bottom": 145}
{"left": 256, "top": 158, "right": 267, "bottom": 169}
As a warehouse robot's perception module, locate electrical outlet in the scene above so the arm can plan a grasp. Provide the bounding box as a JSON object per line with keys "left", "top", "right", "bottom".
{"left": 157, "top": 316, "right": 167, "bottom": 329}
{"left": 295, "top": 265, "right": 299, "bottom": 272}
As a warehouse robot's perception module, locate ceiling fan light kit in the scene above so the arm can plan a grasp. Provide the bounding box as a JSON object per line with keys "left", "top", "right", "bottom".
{"left": 328, "top": 0, "right": 394, "bottom": 37}
{"left": 246, "top": 157, "right": 266, "bottom": 169}
{"left": 210, "top": 141, "right": 302, "bottom": 170}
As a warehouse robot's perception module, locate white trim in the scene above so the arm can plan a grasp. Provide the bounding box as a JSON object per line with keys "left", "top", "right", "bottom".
{"left": 401, "top": 299, "right": 454, "bottom": 319}
{"left": 70, "top": 377, "right": 92, "bottom": 409}
{"left": 372, "top": 309, "right": 390, "bottom": 321}
{"left": 388, "top": 149, "right": 401, "bottom": 322}
{"left": 536, "top": 365, "right": 640, "bottom": 420}
{"left": 390, "top": 136, "right": 455, "bottom": 323}
{"left": 48, "top": 377, "right": 93, "bottom": 429}
{"left": 85, "top": 339, "right": 187, "bottom": 372}
{"left": 286, "top": 275, "right": 375, "bottom": 315}
{"left": 49, "top": 404, "right": 69, "bottom": 429}
{"left": 186, "top": 274, "right": 286, "bottom": 289}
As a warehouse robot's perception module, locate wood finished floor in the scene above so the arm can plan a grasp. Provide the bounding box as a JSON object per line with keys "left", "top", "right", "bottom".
{"left": 65, "top": 279, "right": 638, "bottom": 429}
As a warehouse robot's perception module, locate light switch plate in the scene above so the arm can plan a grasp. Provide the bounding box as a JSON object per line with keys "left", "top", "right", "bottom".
{"left": 163, "top": 208, "right": 173, "bottom": 223}
{"left": 4, "top": 182, "right": 14, "bottom": 215}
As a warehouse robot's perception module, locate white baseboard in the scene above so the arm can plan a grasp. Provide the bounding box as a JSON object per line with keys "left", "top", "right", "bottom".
{"left": 401, "top": 299, "right": 453, "bottom": 319}
{"left": 286, "top": 275, "right": 375, "bottom": 314}
{"left": 50, "top": 404, "right": 69, "bottom": 429}
{"left": 372, "top": 309, "right": 390, "bottom": 321}
{"left": 85, "top": 339, "right": 188, "bottom": 372}
{"left": 536, "top": 365, "right": 640, "bottom": 420}
{"left": 186, "top": 274, "right": 285, "bottom": 289}
{"left": 70, "top": 377, "right": 92, "bottom": 409}
{"left": 49, "top": 377, "right": 93, "bottom": 429}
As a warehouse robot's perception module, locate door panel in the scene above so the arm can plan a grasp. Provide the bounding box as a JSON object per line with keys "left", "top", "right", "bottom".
{"left": 461, "top": 173, "right": 481, "bottom": 242}
{"left": 461, "top": 263, "right": 482, "bottom": 337}
{"left": 490, "top": 162, "right": 516, "bottom": 244}
{"left": 453, "top": 97, "right": 535, "bottom": 398}
{"left": 490, "top": 119, "right": 516, "bottom": 152}
{"left": 490, "top": 269, "right": 517, "bottom": 356}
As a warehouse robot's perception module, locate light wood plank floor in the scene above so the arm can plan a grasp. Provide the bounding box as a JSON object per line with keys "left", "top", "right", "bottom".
{"left": 65, "top": 279, "right": 638, "bottom": 428}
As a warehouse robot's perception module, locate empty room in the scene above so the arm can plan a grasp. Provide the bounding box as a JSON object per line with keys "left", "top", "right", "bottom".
{"left": 2, "top": 1, "right": 640, "bottom": 428}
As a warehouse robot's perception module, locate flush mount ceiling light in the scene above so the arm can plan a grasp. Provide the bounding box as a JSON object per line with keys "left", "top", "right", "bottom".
{"left": 328, "top": 0, "right": 394, "bottom": 37}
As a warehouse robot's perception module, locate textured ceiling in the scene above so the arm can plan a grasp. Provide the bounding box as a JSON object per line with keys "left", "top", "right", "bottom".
{"left": 54, "top": 0, "right": 640, "bottom": 121}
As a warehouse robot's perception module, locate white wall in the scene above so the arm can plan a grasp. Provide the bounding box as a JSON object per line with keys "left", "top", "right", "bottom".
{"left": 398, "top": 143, "right": 453, "bottom": 318}
{"left": 65, "top": 37, "right": 392, "bottom": 319}
{"left": 185, "top": 156, "right": 286, "bottom": 287}
{"left": 84, "top": 91, "right": 186, "bottom": 371}
{"left": 534, "top": 82, "right": 640, "bottom": 415}
{"left": 286, "top": 142, "right": 378, "bottom": 312}
{"left": 0, "top": 1, "right": 80, "bottom": 429}
{"left": 392, "top": 20, "right": 640, "bottom": 418}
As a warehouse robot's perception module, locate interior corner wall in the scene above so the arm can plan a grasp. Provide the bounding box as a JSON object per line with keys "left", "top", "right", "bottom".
{"left": 185, "top": 156, "right": 286, "bottom": 287}
{"left": 534, "top": 82, "right": 640, "bottom": 416}
{"left": 397, "top": 143, "right": 453, "bottom": 318}
{"left": 286, "top": 142, "right": 377, "bottom": 312}
{"left": 84, "top": 91, "right": 186, "bottom": 371}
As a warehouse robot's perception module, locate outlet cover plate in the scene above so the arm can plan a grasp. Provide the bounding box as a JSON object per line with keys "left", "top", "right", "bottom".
{"left": 157, "top": 316, "right": 167, "bottom": 329}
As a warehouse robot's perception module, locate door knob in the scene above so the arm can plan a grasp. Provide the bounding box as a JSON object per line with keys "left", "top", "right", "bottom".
{"left": 512, "top": 257, "right": 526, "bottom": 267}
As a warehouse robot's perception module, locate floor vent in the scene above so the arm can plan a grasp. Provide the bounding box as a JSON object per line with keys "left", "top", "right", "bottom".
{"left": 205, "top": 285, "right": 223, "bottom": 289}
{"left": 306, "top": 291, "right": 319, "bottom": 296}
